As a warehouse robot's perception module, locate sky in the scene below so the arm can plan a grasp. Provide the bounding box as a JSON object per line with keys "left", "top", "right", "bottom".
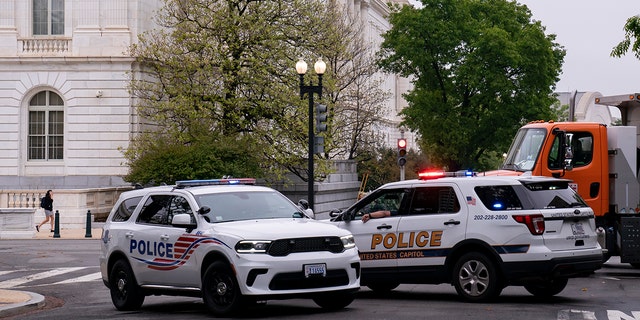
{"left": 515, "top": 0, "right": 640, "bottom": 96}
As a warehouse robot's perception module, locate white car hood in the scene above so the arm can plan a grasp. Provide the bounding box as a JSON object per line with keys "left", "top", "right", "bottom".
{"left": 210, "top": 218, "right": 351, "bottom": 240}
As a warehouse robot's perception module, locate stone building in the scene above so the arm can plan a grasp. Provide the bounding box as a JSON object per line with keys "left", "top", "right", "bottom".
{"left": 0, "top": 0, "right": 411, "bottom": 229}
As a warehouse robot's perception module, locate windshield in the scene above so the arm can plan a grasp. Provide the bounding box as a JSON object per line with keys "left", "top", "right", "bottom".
{"left": 195, "top": 191, "right": 304, "bottom": 223}
{"left": 502, "top": 128, "right": 547, "bottom": 172}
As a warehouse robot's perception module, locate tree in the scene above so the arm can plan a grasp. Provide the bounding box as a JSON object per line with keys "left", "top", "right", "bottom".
{"left": 125, "top": 0, "right": 372, "bottom": 184}
{"left": 612, "top": 15, "right": 640, "bottom": 59}
{"left": 377, "top": 0, "right": 564, "bottom": 171}
{"left": 317, "top": 8, "right": 391, "bottom": 161}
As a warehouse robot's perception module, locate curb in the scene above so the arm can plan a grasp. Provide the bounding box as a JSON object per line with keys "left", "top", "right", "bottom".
{"left": 0, "top": 290, "right": 45, "bottom": 318}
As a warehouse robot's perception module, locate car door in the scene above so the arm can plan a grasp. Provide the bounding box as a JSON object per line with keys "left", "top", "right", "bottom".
{"left": 334, "top": 187, "right": 411, "bottom": 274}
{"left": 395, "top": 184, "right": 467, "bottom": 277}
{"left": 129, "top": 194, "right": 200, "bottom": 287}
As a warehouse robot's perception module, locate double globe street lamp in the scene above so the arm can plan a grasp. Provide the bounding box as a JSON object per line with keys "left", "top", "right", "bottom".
{"left": 296, "top": 58, "right": 327, "bottom": 211}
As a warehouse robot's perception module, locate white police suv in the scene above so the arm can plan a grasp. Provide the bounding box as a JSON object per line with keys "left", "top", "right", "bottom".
{"left": 329, "top": 171, "right": 603, "bottom": 302}
{"left": 99, "top": 179, "right": 360, "bottom": 316}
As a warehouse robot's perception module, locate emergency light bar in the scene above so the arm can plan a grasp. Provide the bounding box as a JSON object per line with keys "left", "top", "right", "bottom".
{"left": 175, "top": 178, "right": 256, "bottom": 188}
{"left": 418, "top": 170, "right": 475, "bottom": 180}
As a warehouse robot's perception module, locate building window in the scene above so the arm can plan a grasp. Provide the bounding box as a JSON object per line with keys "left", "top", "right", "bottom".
{"left": 33, "top": 0, "right": 64, "bottom": 35}
{"left": 28, "top": 91, "right": 64, "bottom": 160}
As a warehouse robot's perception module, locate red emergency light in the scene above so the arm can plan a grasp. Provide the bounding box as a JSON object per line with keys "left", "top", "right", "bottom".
{"left": 418, "top": 170, "right": 446, "bottom": 180}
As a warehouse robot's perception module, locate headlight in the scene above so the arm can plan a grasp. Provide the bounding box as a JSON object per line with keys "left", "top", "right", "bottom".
{"left": 340, "top": 235, "right": 356, "bottom": 250}
{"left": 235, "top": 240, "right": 272, "bottom": 253}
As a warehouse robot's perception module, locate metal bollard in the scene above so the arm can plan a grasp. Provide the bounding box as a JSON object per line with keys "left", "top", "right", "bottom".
{"left": 85, "top": 210, "right": 92, "bottom": 238}
{"left": 53, "top": 210, "right": 60, "bottom": 238}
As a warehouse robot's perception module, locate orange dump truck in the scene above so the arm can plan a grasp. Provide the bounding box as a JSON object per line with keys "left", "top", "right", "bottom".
{"left": 493, "top": 93, "right": 640, "bottom": 267}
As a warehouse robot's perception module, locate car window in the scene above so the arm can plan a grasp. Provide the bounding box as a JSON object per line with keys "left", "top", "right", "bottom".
{"left": 137, "top": 195, "right": 172, "bottom": 225}
{"left": 169, "top": 196, "right": 196, "bottom": 224}
{"left": 350, "top": 188, "right": 410, "bottom": 220}
{"left": 548, "top": 132, "right": 593, "bottom": 169}
{"left": 195, "top": 191, "right": 301, "bottom": 223}
{"left": 474, "top": 185, "right": 523, "bottom": 211}
{"left": 111, "top": 196, "right": 142, "bottom": 222}
{"left": 519, "top": 181, "right": 588, "bottom": 209}
{"left": 409, "top": 186, "right": 460, "bottom": 215}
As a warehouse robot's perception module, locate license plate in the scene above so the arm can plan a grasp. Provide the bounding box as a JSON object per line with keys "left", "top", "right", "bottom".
{"left": 571, "top": 223, "right": 585, "bottom": 235}
{"left": 304, "top": 263, "right": 326, "bottom": 278}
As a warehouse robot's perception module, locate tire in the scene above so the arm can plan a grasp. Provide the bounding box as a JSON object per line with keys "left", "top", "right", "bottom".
{"left": 452, "top": 252, "right": 502, "bottom": 302}
{"left": 312, "top": 291, "right": 355, "bottom": 310}
{"left": 109, "top": 259, "right": 145, "bottom": 311}
{"left": 366, "top": 282, "right": 399, "bottom": 293}
{"left": 202, "top": 261, "right": 245, "bottom": 316}
{"left": 524, "top": 278, "right": 568, "bottom": 297}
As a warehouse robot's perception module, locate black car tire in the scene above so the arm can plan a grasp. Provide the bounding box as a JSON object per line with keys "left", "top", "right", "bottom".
{"left": 524, "top": 278, "right": 568, "bottom": 297}
{"left": 109, "top": 259, "right": 145, "bottom": 310}
{"left": 202, "top": 261, "right": 245, "bottom": 316}
{"left": 452, "top": 252, "right": 502, "bottom": 302}
{"left": 312, "top": 291, "right": 355, "bottom": 310}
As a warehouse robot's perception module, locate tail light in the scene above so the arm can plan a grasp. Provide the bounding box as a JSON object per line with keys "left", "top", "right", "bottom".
{"left": 512, "top": 214, "right": 545, "bottom": 235}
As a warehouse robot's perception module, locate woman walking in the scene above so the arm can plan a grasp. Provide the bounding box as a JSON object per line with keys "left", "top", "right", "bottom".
{"left": 36, "top": 190, "right": 54, "bottom": 232}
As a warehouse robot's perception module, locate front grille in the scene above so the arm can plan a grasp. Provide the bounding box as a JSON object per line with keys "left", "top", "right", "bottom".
{"left": 267, "top": 237, "right": 344, "bottom": 256}
{"left": 269, "top": 269, "right": 349, "bottom": 290}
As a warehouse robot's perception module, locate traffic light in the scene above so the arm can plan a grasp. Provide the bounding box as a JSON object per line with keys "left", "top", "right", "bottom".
{"left": 316, "top": 103, "right": 328, "bottom": 133}
{"left": 314, "top": 136, "right": 325, "bottom": 154}
{"left": 397, "top": 138, "right": 407, "bottom": 166}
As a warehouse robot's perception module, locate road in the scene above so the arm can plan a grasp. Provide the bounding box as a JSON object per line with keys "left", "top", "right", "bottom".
{"left": 1, "top": 239, "right": 639, "bottom": 320}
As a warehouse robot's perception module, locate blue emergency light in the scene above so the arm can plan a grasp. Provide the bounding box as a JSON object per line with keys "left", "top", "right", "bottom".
{"left": 175, "top": 178, "right": 256, "bottom": 188}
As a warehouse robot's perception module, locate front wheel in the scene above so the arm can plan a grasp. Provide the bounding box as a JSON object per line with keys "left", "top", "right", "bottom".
{"left": 109, "top": 259, "right": 145, "bottom": 310}
{"left": 524, "top": 278, "right": 568, "bottom": 297}
{"left": 452, "top": 252, "right": 502, "bottom": 302}
{"left": 202, "top": 261, "right": 245, "bottom": 316}
{"left": 366, "top": 282, "right": 399, "bottom": 293}
{"left": 312, "top": 291, "right": 355, "bottom": 310}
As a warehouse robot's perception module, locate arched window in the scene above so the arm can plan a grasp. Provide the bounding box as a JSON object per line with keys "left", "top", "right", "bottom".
{"left": 28, "top": 91, "right": 64, "bottom": 160}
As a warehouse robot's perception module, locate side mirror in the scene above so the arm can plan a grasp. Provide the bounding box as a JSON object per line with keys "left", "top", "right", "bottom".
{"left": 172, "top": 213, "right": 197, "bottom": 230}
{"left": 329, "top": 208, "right": 342, "bottom": 218}
{"left": 561, "top": 132, "right": 574, "bottom": 171}
{"left": 198, "top": 206, "right": 211, "bottom": 215}
{"left": 297, "top": 199, "right": 315, "bottom": 219}
{"left": 298, "top": 199, "right": 309, "bottom": 210}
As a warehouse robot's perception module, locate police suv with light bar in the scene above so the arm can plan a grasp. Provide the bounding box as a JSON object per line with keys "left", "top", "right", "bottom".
{"left": 99, "top": 178, "right": 360, "bottom": 316}
{"left": 329, "top": 172, "right": 603, "bottom": 302}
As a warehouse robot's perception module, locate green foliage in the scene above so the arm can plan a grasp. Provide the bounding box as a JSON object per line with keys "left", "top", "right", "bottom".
{"left": 612, "top": 15, "right": 640, "bottom": 59}
{"left": 124, "top": 135, "right": 261, "bottom": 185}
{"left": 357, "top": 146, "right": 431, "bottom": 190}
{"left": 124, "top": 0, "right": 363, "bottom": 184}
{"left": 377, "top": 0, "right": 564, "bottom": 171}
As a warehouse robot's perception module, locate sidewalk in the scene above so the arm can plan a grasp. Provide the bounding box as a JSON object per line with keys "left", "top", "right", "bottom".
{"left": 0, "top": 226, "right": 103, "bottom": 317}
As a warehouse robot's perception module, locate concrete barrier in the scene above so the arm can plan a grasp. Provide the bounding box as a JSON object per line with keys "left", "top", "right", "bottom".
{"left": 0, "top": 208, "right": 36, "bottom": 239}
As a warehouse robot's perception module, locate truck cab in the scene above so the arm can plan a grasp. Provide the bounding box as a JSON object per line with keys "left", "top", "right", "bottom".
{"left": 493, "top": 94, "right": 640, "bottom": 267}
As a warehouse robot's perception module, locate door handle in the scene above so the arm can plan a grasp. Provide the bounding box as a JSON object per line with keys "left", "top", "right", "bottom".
{"left": 160, "top": 235, "right": 170, "bottom": 241}
{"left": 444, "top": 220, "right": 461, "bottom": 226}
{"left": 377, "top": 225, "right": 393, "bottom": 230}
{"left": 125, "top": 232, "right": 134, "bottom": 238}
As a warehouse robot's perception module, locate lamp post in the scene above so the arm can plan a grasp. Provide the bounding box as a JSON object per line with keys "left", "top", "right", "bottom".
{"left": 296, "top": 57, "right": 326, "bottom": 211}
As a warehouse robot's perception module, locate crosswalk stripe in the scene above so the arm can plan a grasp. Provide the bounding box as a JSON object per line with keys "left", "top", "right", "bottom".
{"left": 0, "top": 267, "right": 86, "bottom": 289}
{"left": 51, "top": 272, "right": 102, "bottom": 285}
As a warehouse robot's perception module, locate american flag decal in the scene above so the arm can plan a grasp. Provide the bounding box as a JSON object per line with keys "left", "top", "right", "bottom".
{"left": 466, "top": 196, "right": 476, "bottom": 205}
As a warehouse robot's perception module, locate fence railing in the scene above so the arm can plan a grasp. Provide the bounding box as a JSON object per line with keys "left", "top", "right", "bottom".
{"left": 18, "top": 38, "right": 71, "bottom": 54}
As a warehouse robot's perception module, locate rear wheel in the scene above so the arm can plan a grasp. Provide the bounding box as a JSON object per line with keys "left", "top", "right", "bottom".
{"left": 109, "top": 259, "right": 145, "bottom": 310}
{"left": 524, "top": 278, "right": 568, "bottom": 297}
{"left": 202, "top": 261, "right": 244, "bottom": 316}
{"left": 452, "top": 252, "right": 502, "bottom": 302}
{"left": 312, "top": 291, "right": 355, "bottom": 310}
